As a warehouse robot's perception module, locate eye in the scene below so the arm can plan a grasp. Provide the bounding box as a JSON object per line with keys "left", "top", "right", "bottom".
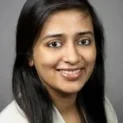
{"left": 78, "top": 39, "right": 91, "bottom": 45}
{"left": 48, "top": 41, "right": 62, "bottom": 48}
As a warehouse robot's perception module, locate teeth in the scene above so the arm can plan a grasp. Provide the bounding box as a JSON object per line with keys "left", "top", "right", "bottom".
{"left": 60, "top": 69, "right": 80, "bottom": 75}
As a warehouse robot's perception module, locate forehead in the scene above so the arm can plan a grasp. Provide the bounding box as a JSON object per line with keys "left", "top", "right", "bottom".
{"left": 40, "top": 9, "right": 93, "bottom": 36}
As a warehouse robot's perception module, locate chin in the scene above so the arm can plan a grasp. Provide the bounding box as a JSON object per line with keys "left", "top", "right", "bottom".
{"left": 59, "top": 86, "right": 83, "bottom": 95}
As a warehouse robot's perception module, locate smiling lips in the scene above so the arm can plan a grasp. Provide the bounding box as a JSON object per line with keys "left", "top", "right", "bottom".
{"left": 58, "top": 68, "right": 83, "bottom": 81}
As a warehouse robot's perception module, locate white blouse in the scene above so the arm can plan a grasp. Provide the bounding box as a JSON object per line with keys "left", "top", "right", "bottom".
{"left": 0, "top": 98, "right": 118, "bottom": 123}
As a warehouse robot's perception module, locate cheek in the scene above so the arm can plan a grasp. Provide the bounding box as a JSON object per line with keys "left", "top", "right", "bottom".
{"left": 33, "top": 47, "right": 61, "bottom": 69}
{"left": 82, "top": 48, "right": 96, "bottom": 77}
{"left": 42, "top": 52, "right": 61, "bottom": 68}
{"left": 88, "top": 53, "right": 96, "bottom": 71}
{"left": 83, "top": 48, "right": 96, "bottom": 65}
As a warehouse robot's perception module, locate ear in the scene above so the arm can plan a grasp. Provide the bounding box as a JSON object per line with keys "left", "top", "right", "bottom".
{"left": 28, "top": 59, "right": 34, "bottom": 67}
{"left": 27, "top": 51, "right": 34, "bottom": 67}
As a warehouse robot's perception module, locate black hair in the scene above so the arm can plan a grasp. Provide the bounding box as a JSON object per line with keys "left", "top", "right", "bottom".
{"left": 12, "top": 0, "right": 107, "bottom": 123}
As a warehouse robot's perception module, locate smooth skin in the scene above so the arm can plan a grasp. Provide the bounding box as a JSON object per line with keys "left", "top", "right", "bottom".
{"left": 29, "top": 9, "right": 96, "bottom": 123}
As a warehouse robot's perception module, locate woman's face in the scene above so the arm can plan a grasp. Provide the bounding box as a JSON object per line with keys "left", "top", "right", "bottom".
{"left": 30, "top": 9, "right": 96, "bottom": 96}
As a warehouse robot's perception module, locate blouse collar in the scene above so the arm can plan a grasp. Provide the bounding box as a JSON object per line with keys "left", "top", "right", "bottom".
{"left": 52, "top": 106, "right": 65, "bottom": 123}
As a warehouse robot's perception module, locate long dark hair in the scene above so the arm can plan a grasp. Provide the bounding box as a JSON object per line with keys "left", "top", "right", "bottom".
{"left": 12, "top": 0, "right": 107, "bottom": 123}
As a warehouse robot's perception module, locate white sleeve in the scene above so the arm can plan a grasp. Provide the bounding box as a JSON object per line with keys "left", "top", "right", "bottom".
{"left": 105, "top": 97, "right": 118, "bottom": 123}
{"left": 0, "top": 101, "right": 28, "bottom": 123}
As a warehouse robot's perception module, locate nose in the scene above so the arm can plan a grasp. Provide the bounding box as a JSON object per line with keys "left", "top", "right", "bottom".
{"left": 62, "top": 44, "right": 81, "bottom": 65}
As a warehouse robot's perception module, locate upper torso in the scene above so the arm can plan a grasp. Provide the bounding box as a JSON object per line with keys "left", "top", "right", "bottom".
{"left": 0, "top": 97, "right": 118, "bottom": 123}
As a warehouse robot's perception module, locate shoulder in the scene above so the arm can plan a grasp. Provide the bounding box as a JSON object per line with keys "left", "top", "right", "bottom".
{"left": 0, "top": 100, "right": 28, "bottom": 123}
{"left": 105, "top": 97, "right": 118, "bottom": 123}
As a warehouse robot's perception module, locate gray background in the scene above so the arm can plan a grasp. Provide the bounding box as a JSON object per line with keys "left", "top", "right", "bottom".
{"left": 0, "top": 0, "right": 122, "bottom": 122}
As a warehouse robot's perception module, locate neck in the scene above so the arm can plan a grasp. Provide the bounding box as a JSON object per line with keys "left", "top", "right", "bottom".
{"left": 50, "top": 90, "right": 78, "bottom": 114}
{"left": 48, "top": 89, "right": 84, "bottom": 123}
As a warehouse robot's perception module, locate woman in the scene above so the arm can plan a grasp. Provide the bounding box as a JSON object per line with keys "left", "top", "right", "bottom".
{"left": 0, "top": 0, "right": 118, "bottom": 123}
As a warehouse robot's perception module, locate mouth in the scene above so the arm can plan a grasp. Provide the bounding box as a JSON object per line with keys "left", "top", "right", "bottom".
{"left": 57, "top": 68, "right": 83, "bottom": 81}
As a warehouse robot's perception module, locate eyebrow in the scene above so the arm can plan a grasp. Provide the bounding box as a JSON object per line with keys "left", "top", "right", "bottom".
{"left": 77, "top": 31, "right": 94, "bottom": 36}
{"left": 41, "top": 31, "right": 94, "bottom": 41}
